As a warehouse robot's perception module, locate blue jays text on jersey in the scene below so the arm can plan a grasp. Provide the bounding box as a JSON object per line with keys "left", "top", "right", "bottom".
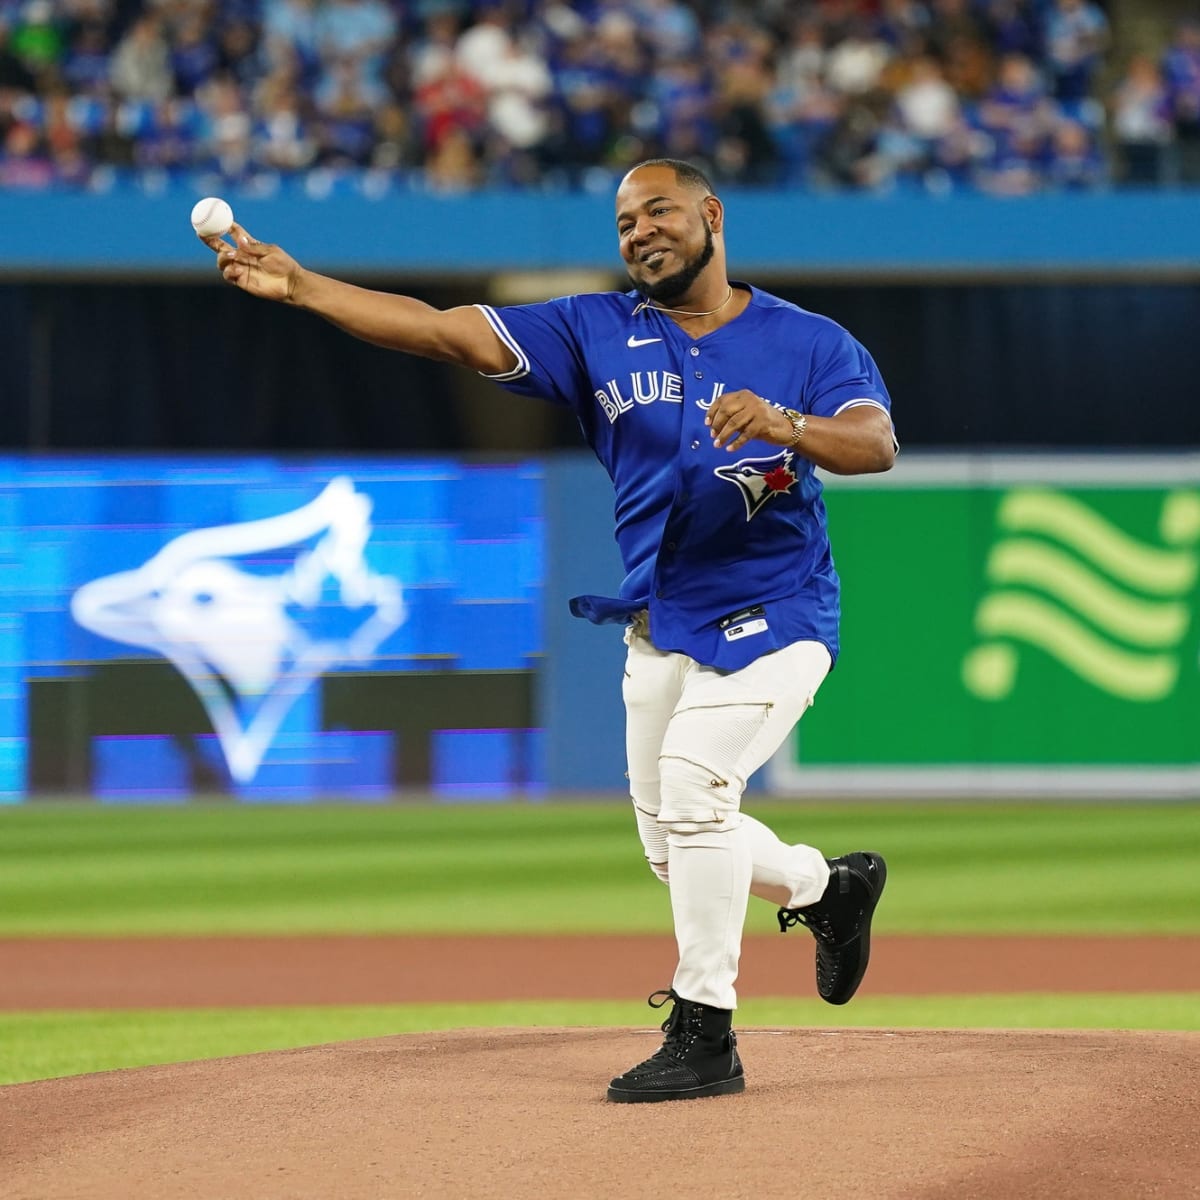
{"left": 476, "top": 284, "right": 894, "bottom": 672}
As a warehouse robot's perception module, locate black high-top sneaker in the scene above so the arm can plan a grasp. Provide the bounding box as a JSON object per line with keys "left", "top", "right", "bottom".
{"left": 777, "top": 851, "right": 887, "bottom": 1006}
{"left": 606, "top": 989, "right": 745, "bottom": 1103}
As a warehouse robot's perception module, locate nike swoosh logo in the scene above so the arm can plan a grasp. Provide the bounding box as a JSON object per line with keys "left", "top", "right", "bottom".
{"left": 627, "top": 336, "right": 662, "bottom": 348}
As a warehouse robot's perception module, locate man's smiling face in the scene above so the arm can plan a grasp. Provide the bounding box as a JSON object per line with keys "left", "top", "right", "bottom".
{"left": 616, "top": 166, "right": 716, "bottom": 304}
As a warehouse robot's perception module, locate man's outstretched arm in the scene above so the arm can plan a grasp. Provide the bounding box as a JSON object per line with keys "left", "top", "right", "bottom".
{"left": 204, "top": 224, "right": 517, "bottom": 377}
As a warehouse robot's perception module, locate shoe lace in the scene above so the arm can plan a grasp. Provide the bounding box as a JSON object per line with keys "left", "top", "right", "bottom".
{"left": 777, "top": 905, "right": 836, "bottom": 943}
{"left": 648, "top": 988, "right": 676, "bottom": 1017}
{"left": 645, "top": 988, "right": 700, "bottom": 1057}
{"left": 778, "top": 860, "right": 866, "bottom": 945}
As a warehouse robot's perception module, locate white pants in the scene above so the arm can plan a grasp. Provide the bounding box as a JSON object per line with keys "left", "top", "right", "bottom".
{"left": 623, "top": 622, "right": 833, "bottom": 1010}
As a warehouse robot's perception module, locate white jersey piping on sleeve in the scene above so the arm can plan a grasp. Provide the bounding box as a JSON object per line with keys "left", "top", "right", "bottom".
{"left": 832, "top": 397, "right": 901, "bottom": 453}
{"left": 831, "top": 397, "right": 889, "bottom": 418}
{"left": 474, "top": 304, "right": 531, "bottom": 381}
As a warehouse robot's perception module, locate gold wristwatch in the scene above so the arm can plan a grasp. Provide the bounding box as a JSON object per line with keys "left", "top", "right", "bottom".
{"left": 781, "top": 408, "right": 807, "bottom": 446}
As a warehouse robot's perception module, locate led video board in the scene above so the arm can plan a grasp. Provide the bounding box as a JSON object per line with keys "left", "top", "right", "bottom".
{"left": 0, "top": 458, "right": 543, "bottom": 801}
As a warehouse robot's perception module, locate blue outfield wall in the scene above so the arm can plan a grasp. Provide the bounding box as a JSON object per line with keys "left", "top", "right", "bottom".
{"left": 2, "top": 186, "right": 1200, "bottom": 276}
{"left": 542, "top": 456, "right": 626, "bottom": 795}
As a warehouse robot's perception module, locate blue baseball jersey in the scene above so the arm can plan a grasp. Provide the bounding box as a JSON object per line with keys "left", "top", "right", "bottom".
{"left": 476, "top": 284, "right": 893, "bottom": 671}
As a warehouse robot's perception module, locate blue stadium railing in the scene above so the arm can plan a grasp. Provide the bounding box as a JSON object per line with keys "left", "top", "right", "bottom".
{"left": 1, "top": 179, "right": 1198, "bottom": 277}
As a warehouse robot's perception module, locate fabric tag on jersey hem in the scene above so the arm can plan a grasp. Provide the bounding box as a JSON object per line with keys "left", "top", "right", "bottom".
{"left": 718, "top": 606, "right": 768, "bottom": 642}
{"left": 724, "top": 618, "right": 768, "bottom": 642}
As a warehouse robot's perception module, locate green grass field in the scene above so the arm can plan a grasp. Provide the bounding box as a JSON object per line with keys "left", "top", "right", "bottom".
{"left": 3, "top": 799, "right": 1198, "bottom": 935}
{"left": 1, "top": 800, "right": 1197, "bottom": 1085}
{"left": 5, "top": 994, "right": 1198, "bottom": 1087}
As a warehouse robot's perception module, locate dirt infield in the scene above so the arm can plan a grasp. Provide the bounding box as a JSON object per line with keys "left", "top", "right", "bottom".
{"left": 3, "top": 936, "right": 1199, "bottom": 1198}
{"left": 3, "top": 1027, "right": 1199, "bottom": 1199}
{"left": 2, "top": 932, "right": 1199, "bottom": 1009}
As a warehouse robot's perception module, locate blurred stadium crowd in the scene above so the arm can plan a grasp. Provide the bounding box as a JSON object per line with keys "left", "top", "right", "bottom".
{"left": 0, "top": 0, "right": 1197, "bottom": 196}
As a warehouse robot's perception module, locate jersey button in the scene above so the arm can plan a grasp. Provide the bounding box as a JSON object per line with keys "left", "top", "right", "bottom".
{"left": 666, "top": 541, "right": 676, "bottom": 551}
{"left": 690, "top": 440, "right": 700, "bottom": 449}
{"left": 689, "top": 347, "right": 700, "bottom": 357}
{"left": 655, "top": 589, "right": 664, "bottom": 599}
{"left": 694, "top": 370, "right": 703, "bottom": 379}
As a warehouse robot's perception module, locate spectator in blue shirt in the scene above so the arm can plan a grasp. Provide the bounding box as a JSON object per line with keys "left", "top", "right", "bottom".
{"left": 976, "top": 51, "right": 1055, "bottom": 155}
{"left": 171, "top": 14, "right": 220, "bottom": 96}
{"left": 979, "top": 0, "right": 1039, "bottom": 59}
{"left": 1043, "top": 114, "right": 1104, "bottom": 190}
{"left": 61, "top": 22, "right": 111, "bottom": 93}
{"left": 1042, "top": 0, "right": 1108, "bottom": 103}
{"left": 263, "top": 0, "right": 322, "bottom": 87}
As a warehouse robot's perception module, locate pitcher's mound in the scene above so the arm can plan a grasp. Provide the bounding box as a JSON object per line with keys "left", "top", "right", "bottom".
{"left": 4, "top": 1027, "right": 1198, "bottom": 1199}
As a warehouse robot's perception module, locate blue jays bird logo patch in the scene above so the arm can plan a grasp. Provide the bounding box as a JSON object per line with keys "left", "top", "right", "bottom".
{"left": 714, "top": 450, "right": 798, "bottom": 520}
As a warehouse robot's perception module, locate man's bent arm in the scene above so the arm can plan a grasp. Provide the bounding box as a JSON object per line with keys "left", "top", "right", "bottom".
{"left": 707, "top": 392, "right": 897, "bottom": 474}
{"left": 797, "top": 405, "right": 897, "bottom": 476}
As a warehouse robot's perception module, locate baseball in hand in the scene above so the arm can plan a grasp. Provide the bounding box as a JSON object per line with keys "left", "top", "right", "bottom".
{"left": 190, "top": 196, "right": 234, "bottom": 238}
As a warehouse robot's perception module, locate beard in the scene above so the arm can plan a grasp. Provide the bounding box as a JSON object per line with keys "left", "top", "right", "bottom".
{"left": 630, "top": 224, "right": 715, "bottom": 304}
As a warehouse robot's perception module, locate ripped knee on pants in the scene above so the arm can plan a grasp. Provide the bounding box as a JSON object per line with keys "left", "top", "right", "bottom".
{"left": 656, "top": 754, "right": 742, "bottom": 834}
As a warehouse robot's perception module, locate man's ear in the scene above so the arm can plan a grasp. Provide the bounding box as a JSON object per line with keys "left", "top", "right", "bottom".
{"left": 703, "top": 194, "right": 724, "bottom": 234}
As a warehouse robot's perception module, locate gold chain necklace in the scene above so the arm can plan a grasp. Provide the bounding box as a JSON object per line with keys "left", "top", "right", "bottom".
{"left": 633, "top": 285, "right": 734, "bottom": 319}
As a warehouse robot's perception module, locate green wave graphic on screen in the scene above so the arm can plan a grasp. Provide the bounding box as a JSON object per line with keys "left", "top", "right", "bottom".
{"left": 962, "top": 490, "right": 1200, "bottom": 703}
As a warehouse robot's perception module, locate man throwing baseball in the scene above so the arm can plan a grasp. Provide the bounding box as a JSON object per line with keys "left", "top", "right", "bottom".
{"left": 203, "top": 158, "right": 895, "bottom": 1103}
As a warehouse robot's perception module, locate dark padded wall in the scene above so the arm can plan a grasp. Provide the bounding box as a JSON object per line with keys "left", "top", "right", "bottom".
{"left": 2, "top": 280, "right": 1196, "bottom": 451}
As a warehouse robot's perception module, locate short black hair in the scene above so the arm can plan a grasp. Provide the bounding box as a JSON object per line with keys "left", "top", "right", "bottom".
{"left": 629, "top": 158, "right": 714, "bottom": 194}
